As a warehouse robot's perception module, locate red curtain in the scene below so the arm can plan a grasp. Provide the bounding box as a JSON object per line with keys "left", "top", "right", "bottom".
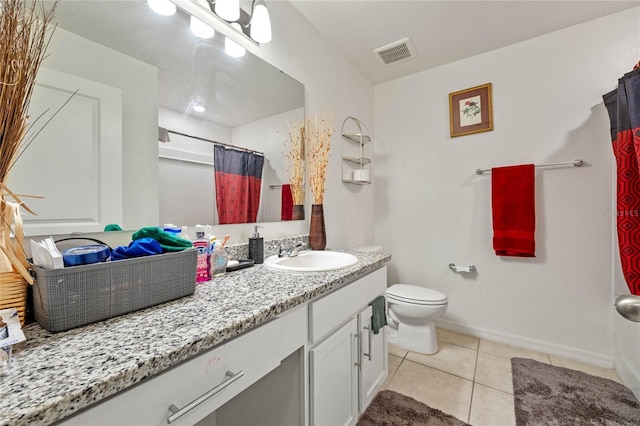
{"left": 604, "top": 68, "right": 640, "bottom": 296}
{"left": 214, "top": 145, "right": 264, "bottom": 224}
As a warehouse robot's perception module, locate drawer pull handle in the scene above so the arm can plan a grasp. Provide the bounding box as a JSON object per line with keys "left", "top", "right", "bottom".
{"left": 167, "top": 370, "right": 244, "bottom": 423}
{"left": 363, "top": 326, "right": 372, "bottom": 361}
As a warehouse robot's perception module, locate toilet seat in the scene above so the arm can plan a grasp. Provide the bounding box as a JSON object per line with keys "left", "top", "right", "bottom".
{"left": 386, "top": 284, "right": 448, "bottom": 306}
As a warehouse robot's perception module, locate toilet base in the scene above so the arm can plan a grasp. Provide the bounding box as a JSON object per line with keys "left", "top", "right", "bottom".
{"left": 388, "top": 327, "right": 398, "bottom": 345}
{"left": 396, "top": 321, "right": 439, "bottom": 355}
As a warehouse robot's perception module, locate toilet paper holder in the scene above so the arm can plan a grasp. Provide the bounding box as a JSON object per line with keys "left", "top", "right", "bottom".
{"left": 449, "top": 263, "right": 476, "bottom": 273}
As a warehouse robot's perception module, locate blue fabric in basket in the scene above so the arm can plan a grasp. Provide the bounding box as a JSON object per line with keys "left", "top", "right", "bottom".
{"left": 111, "top": 238, "right": 163, "bottom": 260}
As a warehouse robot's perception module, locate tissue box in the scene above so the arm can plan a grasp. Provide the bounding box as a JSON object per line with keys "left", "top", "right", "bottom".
{"left": 30, "top": 249, "right": 197, "bottom": 332}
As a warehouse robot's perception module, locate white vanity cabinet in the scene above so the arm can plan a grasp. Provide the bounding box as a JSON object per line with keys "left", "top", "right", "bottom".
{"left": 308, "top": 266, "right": 388, "bottom": 426}
{"left": 58, "top": 306, "right": 307, "bottom": 426}
{"left": 53, "top": 266, "right": 388, "bottom": 426}
{"left": 358, "top": 305, "right": 388, "bottom": 411}
{"left": 310, "top": 317, "right": 360, "bottom": 426}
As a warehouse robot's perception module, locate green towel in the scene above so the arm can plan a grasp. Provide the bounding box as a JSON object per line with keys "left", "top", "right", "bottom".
{"left": 132, "top": 227, "right": 193, "bottom": 252}
{"left": 104, "top": 224, "right": 123, "bottom": 232}
{"left": 370, "top": 295, "right": 387, "bottom": 334}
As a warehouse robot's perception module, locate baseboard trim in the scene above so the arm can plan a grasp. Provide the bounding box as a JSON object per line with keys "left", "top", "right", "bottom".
{"left": 437, "top": 319, "right": 614, "bottom": 368}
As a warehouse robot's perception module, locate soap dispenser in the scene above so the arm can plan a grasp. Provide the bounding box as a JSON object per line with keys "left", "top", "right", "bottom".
{"left": 248, "top": 225, "right": 264, "bottom": 264}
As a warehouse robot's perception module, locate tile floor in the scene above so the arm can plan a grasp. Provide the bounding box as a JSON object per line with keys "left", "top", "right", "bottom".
{"left": 383, "top": 328, "right": 623, "bottom": 425}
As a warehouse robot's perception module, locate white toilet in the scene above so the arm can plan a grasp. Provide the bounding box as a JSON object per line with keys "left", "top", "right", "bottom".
{"left": 385, "top": 284, "right": 448, "bottom": 355}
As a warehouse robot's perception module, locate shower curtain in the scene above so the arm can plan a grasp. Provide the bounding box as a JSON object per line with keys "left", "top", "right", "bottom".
{"left": 214, "top": 145, "right": 264, "bottom": 224}
{"left": 603, "top": 67, "right": 640, "bottom": 296}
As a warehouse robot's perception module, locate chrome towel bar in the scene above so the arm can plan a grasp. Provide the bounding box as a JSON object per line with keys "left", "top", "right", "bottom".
{"left": 475, "top": 159, "right": 583, "bottom": 175}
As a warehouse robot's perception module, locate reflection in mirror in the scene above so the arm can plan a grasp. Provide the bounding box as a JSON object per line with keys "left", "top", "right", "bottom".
{"left": 10, "top": 0, "right": 304, "bottom": 235}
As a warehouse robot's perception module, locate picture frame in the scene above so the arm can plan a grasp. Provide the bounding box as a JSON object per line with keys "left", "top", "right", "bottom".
{"left": 449, "top": 83, "right": 493, "bottom": 138}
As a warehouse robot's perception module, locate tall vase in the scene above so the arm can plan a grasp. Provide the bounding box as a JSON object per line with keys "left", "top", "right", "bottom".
{"left": 309, "top": 204, "right": 326, "bottom": 250}
{"left": 292, "top": 204, "right": 305, "bottom": 220}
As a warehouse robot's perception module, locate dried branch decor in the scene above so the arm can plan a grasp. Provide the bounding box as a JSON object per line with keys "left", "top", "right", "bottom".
{"left": 284, "top": 119, "right": 305, "bottom": 205}
{"left": 0, "top": 0, "right": 57, "bottom": 315}
{"left": 305, "top": 114, "right": 333, "bottom": 205}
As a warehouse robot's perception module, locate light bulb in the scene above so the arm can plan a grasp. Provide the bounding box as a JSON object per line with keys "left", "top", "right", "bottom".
{"left": 215, "top": 0, "right": 240, "bottom": 22}
{"left": 190, "top": 16, "right": 214, "bottom": 39}
{"left": 193, "top": 104, "right": 206, "bottom": 113}
{"left": 147, "top": 0, "right": 176, "bottom": 16}
{"left": 225, "top": 23, "right": 246, "bottom": 57}
{"left": 225, "top": 38, "right": 246, "bottom": 58}
{"left": 250, "top": 1, "right": 271, "bottom": 43}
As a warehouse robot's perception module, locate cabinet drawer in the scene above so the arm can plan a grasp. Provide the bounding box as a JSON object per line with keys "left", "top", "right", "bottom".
{"left": 60, "top": 318, "right": 282, "bottom": 426}
{"left": 308, "top": 266, "right": 387, "bottom": 343}
{"left": 278, "top": 303, "right": 307, "bottom": 357}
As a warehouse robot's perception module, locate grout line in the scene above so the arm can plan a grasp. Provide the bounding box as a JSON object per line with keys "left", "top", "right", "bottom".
{"left": 401, "top": 358, "right": 476, "bottom": 389}
{"left": 404, "top": 356, "right": 476, "bottom": 382}
{"left": 467, "top": 347, "right": 479, "bottom": 423}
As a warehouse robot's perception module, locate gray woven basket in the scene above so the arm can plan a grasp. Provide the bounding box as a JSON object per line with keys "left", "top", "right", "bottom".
{"left": 30, "top": 249, "right": 197, "bottom": 332}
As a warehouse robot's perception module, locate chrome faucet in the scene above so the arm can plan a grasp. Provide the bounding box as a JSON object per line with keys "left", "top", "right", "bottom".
{"left": 278, "top": 241, "right": 305, "bottom": 257}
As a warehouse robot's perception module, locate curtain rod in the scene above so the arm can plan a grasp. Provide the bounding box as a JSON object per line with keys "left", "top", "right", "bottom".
{"left": 164, "top": 128, "right": 264, "bottom": 156}
{"left": 475, "top": 159, "right": 583, "bottom": 175}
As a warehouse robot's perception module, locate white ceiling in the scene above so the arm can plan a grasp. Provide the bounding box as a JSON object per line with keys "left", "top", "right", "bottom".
{"left": 289, "top": 0, "right": 640, "bottom": 84}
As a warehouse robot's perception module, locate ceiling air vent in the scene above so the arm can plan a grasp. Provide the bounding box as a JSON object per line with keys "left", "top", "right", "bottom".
{"left": 373, "top": 37, "right": 417, "bottom": 65}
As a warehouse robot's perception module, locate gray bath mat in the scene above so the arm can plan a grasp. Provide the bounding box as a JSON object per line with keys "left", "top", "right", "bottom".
{"left": 511, "top": 357, "right": 640, "bottom": 425}
{"left": 357, "top": 389, "right": 470, "bottom": 426}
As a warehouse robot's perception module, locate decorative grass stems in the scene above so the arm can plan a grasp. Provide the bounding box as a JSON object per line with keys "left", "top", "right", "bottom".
{"left": 284, "top": 119, "right": 305, "bottom": 206}
{"left": 0, "top": 0, "right": 57, "bottom": 324}
{"left": 305, "top": 114, "right": 332, "bottom": 205}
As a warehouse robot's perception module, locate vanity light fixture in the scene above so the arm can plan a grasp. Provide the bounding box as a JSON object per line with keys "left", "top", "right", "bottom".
{"left": 147, "top": 0, "right": 176, "bottom": 16}
{"left": 249, "top": 0, "right": 271, "bottom": 43}
{"left": 190, "top": 15, "right": 215, "bottom": 39}
{"left": 204, "top": 0, "right": 271, "bottom": 44}
{"left": 214, "top": 0, "right": 239, "bottom": 22}
{"left": 225, "top": 23, "right": 246, "bottom": 57}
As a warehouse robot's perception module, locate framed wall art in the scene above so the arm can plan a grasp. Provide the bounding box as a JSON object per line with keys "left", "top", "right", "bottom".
{"left": 449, "top": 83, "right": 493, "bottom": 137}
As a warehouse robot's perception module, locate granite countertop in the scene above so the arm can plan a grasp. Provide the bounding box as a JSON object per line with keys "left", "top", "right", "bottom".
{"left": 0, "top": 248, "right": 390, "bottom": 426}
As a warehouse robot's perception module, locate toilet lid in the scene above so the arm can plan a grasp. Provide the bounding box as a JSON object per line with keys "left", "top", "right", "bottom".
{"left": 386, "top": 284, "right": 448, "bottom": 304}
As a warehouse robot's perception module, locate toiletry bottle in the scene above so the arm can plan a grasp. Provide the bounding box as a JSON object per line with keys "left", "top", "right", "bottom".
{"left": 163, "top": 224, "right": 181, "bottom": 237}
{"left": 211, "top": 241, "right": 229, "bottom": 277}
{"left": 179, "top": 226, "right": 190, "bottom": 241}
{"left": 193, "top": 225, "right": 211, "bottom": 282}
{"left": 248, "top": 225, "right": 264, "bottom": 264}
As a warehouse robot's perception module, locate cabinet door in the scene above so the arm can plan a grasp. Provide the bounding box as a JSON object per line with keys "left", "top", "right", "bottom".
{"left": 358, "top": 306, "right": 388, "bottom": 412}
{"left": 310, "top": 317, "right": 358, "bottom": 426}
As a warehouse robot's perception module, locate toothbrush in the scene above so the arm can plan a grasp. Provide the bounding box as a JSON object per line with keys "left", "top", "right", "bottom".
{"left": 220, "top": 234, "right": 230, "bottom": 249}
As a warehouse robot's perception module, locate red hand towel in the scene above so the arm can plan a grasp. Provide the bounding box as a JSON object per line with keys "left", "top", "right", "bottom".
{"left": 281, "top": 184, "right": 293, "bottom": 221}
{"left": 491, "top": 164, "right": 536, "bottom": 257}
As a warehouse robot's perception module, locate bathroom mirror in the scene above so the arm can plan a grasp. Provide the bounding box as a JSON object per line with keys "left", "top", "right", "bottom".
{"left": 10, "top": 0, "right": 305, "bottom": 235}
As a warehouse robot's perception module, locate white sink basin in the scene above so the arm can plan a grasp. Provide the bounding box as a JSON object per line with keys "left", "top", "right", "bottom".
{"left": 264, "top": 251, "right": 358, "bottom": 272}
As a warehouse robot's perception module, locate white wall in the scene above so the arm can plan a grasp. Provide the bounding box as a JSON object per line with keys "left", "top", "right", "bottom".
{"left": 374, "top": 8, "right": 640, "bottom": 367}
{"left": 251, "top": 1, "right": 376, "bottom": 249}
